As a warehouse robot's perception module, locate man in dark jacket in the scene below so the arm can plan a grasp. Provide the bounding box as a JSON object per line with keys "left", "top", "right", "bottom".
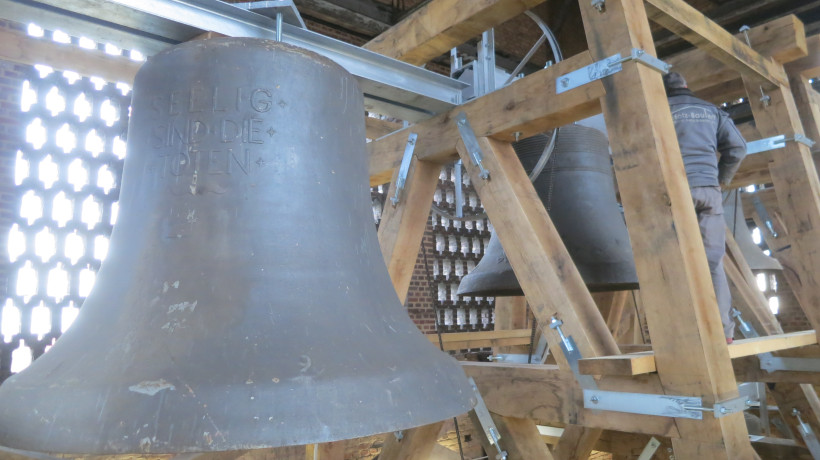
{"left": 664, "top": 72, "right": 747, "bottom": 342}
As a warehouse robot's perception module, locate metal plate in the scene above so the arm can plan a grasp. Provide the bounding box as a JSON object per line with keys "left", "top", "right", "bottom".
{"left": 233, "top": 0, "right": 305, "bottom": 28}
{"left": 583, "top": 389, "right": 703, "bottom": 420}
{"left": 556, "top": 53, "right": 622, "bottom": 94}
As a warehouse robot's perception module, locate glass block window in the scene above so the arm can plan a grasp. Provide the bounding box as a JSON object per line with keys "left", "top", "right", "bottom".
{"left": 1, "top": 25, "right": 133, "bottom": 380}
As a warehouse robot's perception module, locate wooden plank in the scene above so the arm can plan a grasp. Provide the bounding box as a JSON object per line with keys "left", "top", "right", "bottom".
{"left": 377, "top": 157, "right": 441, "bottom": 303}
{"left": 463, "top": 362, "right": 679, "bottom": 438}
{"left": 363, "top": 0, "right": 545, "bottom": 66}
{"left": 378, "top": 422, "right": 445, "bottom": 460}
{"left": 0, "top": 25, "right": 141, "bottom": 83}
{"left": 667, "top": 15, "right": 807, "bottom": 96}
{"left": 579, "top": 0, "right": 752, "bottom": 456}
{"left": 427, "top": 329, "right": 533, "bottom": 351}
{"left": 456, "top": 137, "right": 620, "bottom": 367}
{"left": 578, "top": 331, "right": 818, "bottom": 376}
{"left": 368, "top": 52, "right": 604, "bottom": 185}
{"left": 644, "top": 0, "right": 789, "bottom": 89}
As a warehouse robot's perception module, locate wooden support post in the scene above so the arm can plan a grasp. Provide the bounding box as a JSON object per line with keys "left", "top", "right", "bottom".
{"left": 579, "top": 0, "right": 753, "bottom": 457}
{"left": 490, "top": 414, "right": 555, "bottom": 460}
{"left": 552, "top": 425, "right": 601, "bottom": 460}
{"left": 494, "top": 296, "right": 530, "bottom": 354}
{"left": 456, "top": 137, "right": 620, "bottom": 365}
{"left": 378, "top": 422, "right": 445, "bottom": 460}
{"left": 741, "top": 76, "right": 820, "bottom": 338}
{"left": 377, "top": 157, "right": 441, "bottom": 303}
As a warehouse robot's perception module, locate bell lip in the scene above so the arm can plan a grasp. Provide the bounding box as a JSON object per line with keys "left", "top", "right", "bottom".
{"left": 0, "top": 362, "right": 475, "bottom": 455}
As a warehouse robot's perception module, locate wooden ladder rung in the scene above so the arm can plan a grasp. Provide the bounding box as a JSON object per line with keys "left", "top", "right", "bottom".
{"left": 577, "top": 330, "right": 818, "bottom": 376}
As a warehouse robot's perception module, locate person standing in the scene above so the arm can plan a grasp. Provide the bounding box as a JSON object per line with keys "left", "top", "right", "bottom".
{"left": 663, "top": 72, "right": 747, "bottom": 343}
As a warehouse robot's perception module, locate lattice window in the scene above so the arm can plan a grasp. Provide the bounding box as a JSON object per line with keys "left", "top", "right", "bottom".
{"left": 1, "top": 24, "right": 134, "bottom": 380}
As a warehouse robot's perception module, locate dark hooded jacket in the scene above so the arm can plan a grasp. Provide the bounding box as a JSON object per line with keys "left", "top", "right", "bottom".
{"left": 667, "top": 87, "right": 747, "bottom": 187}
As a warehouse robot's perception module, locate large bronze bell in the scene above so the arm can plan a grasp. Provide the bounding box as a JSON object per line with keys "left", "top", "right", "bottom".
{"left": 0, "top": 38, "right": 474, "bottom": 454}
{"left": 458, "top": 122, "right": 638, "bottom": 297}
{"left": 724, "top": 189, "right": 782, "bottom": 271}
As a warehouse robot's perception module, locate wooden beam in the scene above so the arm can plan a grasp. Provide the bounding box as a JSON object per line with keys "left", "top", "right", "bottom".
{"left": 644, "top": 0, "right": 789, "bottom": 89}
{"left": 456, "top": 136, "right": 619, "bottom": 366}
{"left": 377, "top": 157, "right": 441, "bottom": 303}
{"left": 378, "top": 422, "right": 445, "bottom": 460}
{"left": 786, "top": 34, "right": 820, "bottom": 79}
{"left": 0, "top": 25, "right": 141, "bottom": 84}
{"left": 552, "top": 425, "right": 601, "bottom": 460}
{"left": 493, "top": 296, "right": 531, "bottom": 354}
{"left": 489, "top": 414, "right": 555, "bottom": 460}
{"left": 363, "top": 0, "right": 546, "bottom": 66}
{"left": 578, "top": 331, "right": 818, "bottom": 376}
{"left": 368, "top": 52, "right": 604, "bottom": 185}
{"left": 294, "top": 0, "right": 392, "bottom": 36}
{"left": 426, "top": 329, "right": 533, "bottom": 351}
{"left": 666, "top": 15, "right": 807, "bottom": 96}
{"left": 365, "top": 117, "right": 403, "bottom": 139}
{"left": 463, "top": 362, "right": 679, "bottom": 438}
{"left": 580, "top": 0, "right": 753, "bottom": 456}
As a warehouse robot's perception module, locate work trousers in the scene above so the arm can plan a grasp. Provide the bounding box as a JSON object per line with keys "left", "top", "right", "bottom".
{"left": 691, "top": 186, "right": 735, "bottom": 339}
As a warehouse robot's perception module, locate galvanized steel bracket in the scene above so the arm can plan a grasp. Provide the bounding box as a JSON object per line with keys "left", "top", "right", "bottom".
{"left": 760, "top": 356, "right": 820, "bottom": 373}
{"left": 583, "top": 390, "right": 747, "bottom": 420}
{"left": 556, "top": 48, "right": 671, "bottom": 94}
{"left": 746, "top": 133, "right": 816, "bottom": 155}
{"left": 637, "top": 437, "right": 662, "bottom": 460}
{"left": 232, "top": 0, "right": 306, "bottom": 28}
{"left": 455, "top": 112, "right": 491, "bottom": 180}
{"left": 390, "top": 132, "right": 418, "bottom": 207}
{"left": 793, "top": 409, "right": 820, "bottom": 458}
{"left": 468, "top": 377, "right": 508, "bottom": 460}
{"left": 750, "top": 194, "right": 779, "bottom": 238}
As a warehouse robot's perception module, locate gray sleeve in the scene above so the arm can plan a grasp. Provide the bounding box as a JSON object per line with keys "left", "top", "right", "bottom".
{"left": 716, "top": 109, "right": 747, "bottom": 187}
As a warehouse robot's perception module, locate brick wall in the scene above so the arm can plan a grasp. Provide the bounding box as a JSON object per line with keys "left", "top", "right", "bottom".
{"left": 774, "top": 272, "right": 811, "bottom": 332}
{"left": 404, "top": 223, "right": 439, "bottom": 334}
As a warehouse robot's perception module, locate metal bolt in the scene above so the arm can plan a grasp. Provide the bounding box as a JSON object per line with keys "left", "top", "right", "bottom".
{"left": 739, "top": 25, "right": 752, "bottom": 47}
{"left": 720, "top": 407, "right": 728, "bottom": 414}
{"left": 561, "top": 77, "right": 570, "bottom": 87}
{"left": 394, "top": 430, "right": 404, "bottom": 441}
{"left": 514, "top": 131, "right": 522, "bottom": 142}
{"left": 590, "top": 396, "right": 599, "bottom": 404}
{"left": 592, "top": 0, "right": 605, "bottom": 12}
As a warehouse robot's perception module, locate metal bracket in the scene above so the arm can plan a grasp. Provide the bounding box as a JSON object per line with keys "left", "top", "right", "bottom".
{"left": 468, "top": 378, "right": 508, "bottom": 460}
{"left": 550, "top": 317, "right": 598, "bottom": 390}
{"left": 793, "top": 409, "right": 820, "bottom": 459}
{"left": 556, "top": 48, "right": 670, "bottom": 94}
{"left": 760, "top": 356, "right": 820, "bottom": 373}
{"left": 750, "top": 194, "right": 779, "bottom": 238}
{"left": 455, "top": 112, "right": 491, "bottom": 180}
{"left": 232, "top": 0, "right": 305, "bottom": 28}
{"left": 637, "top": 437, "right": 661, "bottom": 460}
{"left": 746, "top": 134, "right": 816, "bottom": 155}
{"left": 389, "top": 133, "right": 418, "bottom": 207}
{"left": 583, "top": 390, "right": 747, "bottom": 420}
{"left": 731, "top": 308, "right": 760, "bottom": 339}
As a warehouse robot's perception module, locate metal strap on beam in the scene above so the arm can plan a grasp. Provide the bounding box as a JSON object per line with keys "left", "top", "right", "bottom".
{"left": 793, "top": 409, "right": 820, "bottom": 459}
{"left": 469, "top": 377, "right": 508, "bottom": 460}
{"left": 556, "top": 48, "right": 670, "bottom": 94}
{"left": 583, "top": 390, "right": 748, "bottom": 420}
{"left": 733, "top": 309, "right": 820, "bottom": 373}
{"left": 746, "top": 134, "right": 816, "bottom": 155}
{"left": 389, "top": 133, "right": 418, "bottom": 207}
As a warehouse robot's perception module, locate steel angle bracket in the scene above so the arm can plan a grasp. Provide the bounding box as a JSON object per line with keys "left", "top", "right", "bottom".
{"left": 556, "top": 48, "right": 671, "bottom": 94}
{"left": 549, "top": 317, "right": 598, "bottom": 390}
{"left": 793, "top": 409, "right": 820, "bottom": 459}
{"left": 455, "top": 112, "right": 491, "bottom": 180}
{"left": 468, "top": 377, "right": 508, "bottom": 460}
{"left": 232, "top": 0, "right": 305, "bottom": 28}
{"left": 760, "top": 356, "right": 820, "bottom": 373}
{"left": 389, "top": 133, "right": 418, "bottom": 207}
{"left": 583, "top": 391, "right": 747, "bottom": 420}
{"left": 637, "top": 437, "right": 662, "bottom": 460}
{"left": 747, "top": 134, "right": 816, "bottom": 155}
